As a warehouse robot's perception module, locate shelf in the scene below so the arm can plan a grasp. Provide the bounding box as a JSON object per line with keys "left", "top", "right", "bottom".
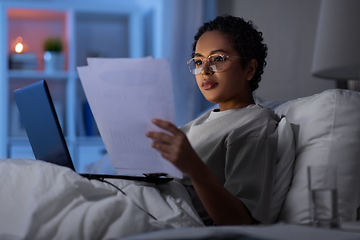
{"left": 8, "top": 70, "right": 69, "bottom": 79}
{"left": 8, "top": 8, "right": 68, "bottom": 73}
{"left": 9, "top": 136, "right": 29, "bottom": 143}
{"left": 8, "top": 9, "right": 66, "bottom": 21}
{"left": 9, "top": 136, "right": 103, "bottom": 144}
{"left": 0, "top": 1, "right": 158, "bottom": 168}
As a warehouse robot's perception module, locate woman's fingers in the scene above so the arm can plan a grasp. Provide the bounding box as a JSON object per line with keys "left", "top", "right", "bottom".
{"left": 146, "top": 118, "right": 199, "bottom": 173}
{"left": 146, "top": 131, "right": 173, "bottom": 144}
{"left": 146, "top": 119, "right": 183, "bottom": 144}
{"left": 151, "top": 119, "right": 179, "bottom": 135}
{"left": 151, "top": 140, "right": 171, "bottom": 152}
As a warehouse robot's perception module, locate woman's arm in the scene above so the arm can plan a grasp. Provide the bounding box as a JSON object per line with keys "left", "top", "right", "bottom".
{"left": 146, "top": 118, "right": 255, "bottom": 225}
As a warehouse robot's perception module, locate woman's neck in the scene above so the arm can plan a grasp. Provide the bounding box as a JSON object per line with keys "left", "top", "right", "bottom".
{"left": 218, "top": 96, "right": 255, "bottom": 111}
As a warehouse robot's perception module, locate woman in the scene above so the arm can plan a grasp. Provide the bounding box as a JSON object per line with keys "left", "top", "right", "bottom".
{"left": 146, "top": 15, "right": 277, "bottom": 226}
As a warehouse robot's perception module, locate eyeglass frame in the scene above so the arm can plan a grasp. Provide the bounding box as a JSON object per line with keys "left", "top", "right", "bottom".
{"left": 187, "top": 54, "right": 243, "bottom": 75}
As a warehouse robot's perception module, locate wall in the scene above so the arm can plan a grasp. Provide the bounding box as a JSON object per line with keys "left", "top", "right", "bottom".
{"left": 217, "top": 0, "right": 336, "bottom": 102}
{"left": 1, "top": 0, "right": 219, "bottom": 127}
{"left": 2, "top": 0, "right": 331, "bottom": 113}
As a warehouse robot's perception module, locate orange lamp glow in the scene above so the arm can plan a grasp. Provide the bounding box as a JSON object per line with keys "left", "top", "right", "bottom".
{"left": 14, "top": 36, "right": 24, "bottom": 53}
{"left": 15, "top": 43, "right": 24, "bottom": 53}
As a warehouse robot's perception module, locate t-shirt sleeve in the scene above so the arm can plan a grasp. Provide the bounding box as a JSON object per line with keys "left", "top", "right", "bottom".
{"left": 224, "top": 132, "right": 277, "bottom": 224}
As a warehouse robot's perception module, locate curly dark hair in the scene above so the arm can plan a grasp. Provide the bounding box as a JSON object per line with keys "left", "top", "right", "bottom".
{"left": 192, "top": 15, "right": 268, "bottom": 91}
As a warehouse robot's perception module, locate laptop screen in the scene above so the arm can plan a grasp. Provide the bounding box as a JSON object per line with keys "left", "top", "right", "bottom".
{"left": 13, "top": 80, "right": 75, "bottom": 170}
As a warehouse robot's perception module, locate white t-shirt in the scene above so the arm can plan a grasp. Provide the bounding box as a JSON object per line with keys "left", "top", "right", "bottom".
{"left": 179, "top": 104, "right": 278, "bottom": 224}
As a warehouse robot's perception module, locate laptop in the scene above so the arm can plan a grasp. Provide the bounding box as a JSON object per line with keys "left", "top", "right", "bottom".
{"left": 13, "top": 80, "right": 172, "bottom": 183}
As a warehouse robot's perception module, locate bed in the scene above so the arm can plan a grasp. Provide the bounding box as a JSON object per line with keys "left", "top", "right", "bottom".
{"left": 0, "top": 88, "right": 359, "bottom": 239}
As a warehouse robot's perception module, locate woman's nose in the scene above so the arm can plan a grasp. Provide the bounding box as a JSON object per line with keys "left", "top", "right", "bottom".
{"left": 201, "top": 60, "right": 214, "bottom": 75}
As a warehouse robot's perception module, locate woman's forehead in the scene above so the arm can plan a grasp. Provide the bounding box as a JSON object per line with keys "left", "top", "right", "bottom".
{"left": 195, "top": 31, "right": 236, "bottom": 56}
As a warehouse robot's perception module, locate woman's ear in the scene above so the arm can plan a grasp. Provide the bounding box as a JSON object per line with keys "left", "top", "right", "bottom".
{"left": 245, "top": 59, "right": 258, "bottom": 81}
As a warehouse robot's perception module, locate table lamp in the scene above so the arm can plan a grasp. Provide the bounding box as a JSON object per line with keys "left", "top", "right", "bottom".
{"left": 311, "top": 0, "right": 360, "bottom": 89}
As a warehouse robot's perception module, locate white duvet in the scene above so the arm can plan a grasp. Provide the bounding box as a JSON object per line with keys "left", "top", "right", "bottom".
{"left": 0, "top": 159, "right": 204, "bottom": 240}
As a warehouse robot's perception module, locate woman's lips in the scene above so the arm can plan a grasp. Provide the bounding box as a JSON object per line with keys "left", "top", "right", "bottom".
{"left": 202, "top": 80, "right": 218, "bottom": 90}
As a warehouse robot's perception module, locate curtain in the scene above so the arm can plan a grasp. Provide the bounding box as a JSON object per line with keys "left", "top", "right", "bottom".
{"left": 161, "top": 0, "right": 217, "bottom": 126}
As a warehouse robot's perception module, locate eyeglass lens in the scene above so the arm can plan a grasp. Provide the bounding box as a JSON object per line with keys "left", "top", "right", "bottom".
{"left": 188, "top": 55, "right": 225, "bottom": 75}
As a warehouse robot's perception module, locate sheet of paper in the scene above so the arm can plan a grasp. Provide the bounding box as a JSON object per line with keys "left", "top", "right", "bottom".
{"left": 77, "top": 57, "right": 182, "bottom": 178}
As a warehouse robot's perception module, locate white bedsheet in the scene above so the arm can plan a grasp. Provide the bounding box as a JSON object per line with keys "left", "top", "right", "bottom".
{"left": 0, "top": 159, "right": 204, "bottom": 240}
{"left": 121, "top": 224, "right": 360, "bottom": 240}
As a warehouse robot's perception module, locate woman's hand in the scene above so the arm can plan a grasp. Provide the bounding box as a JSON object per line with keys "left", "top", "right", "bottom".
{"left": 145, "top": 118, "right": 201, "bottom": 176}
{"left": 146, "top": 119, "right": 254, "bottom": 225}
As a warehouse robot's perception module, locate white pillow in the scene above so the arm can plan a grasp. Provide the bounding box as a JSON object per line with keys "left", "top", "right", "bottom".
{"left": 269, "top": 117, "right": 296, "bottom": 223}
{"left": 272, "top": 89, "right": 360, "bottom": 224}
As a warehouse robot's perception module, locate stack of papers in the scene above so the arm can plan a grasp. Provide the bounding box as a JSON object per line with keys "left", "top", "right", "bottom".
{"left": 77, "top": 57, "right": 182, "bottom": 178}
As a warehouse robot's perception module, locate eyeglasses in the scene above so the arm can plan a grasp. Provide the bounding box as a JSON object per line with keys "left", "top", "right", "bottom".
{"left": 187, "top": 54, "right": 242, "bottom": 75}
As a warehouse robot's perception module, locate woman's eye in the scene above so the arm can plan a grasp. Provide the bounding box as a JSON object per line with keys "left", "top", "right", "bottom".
{"left": 212, "top": 56, "right": 223, "bottom": 62}
{"left": 194, "top": 60, "right": 203, "bottom": 66}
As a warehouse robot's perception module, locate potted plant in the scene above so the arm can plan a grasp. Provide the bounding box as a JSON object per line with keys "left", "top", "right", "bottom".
{"left": 43, "top": 37, "right": 64, "bottom": 73}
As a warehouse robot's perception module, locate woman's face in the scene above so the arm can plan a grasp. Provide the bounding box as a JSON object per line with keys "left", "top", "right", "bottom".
{"left": 194, "top": 30, "right": 256, "bottom": 110}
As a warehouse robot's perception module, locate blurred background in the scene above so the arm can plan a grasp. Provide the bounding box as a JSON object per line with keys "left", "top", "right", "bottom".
{"left": 0, "top": 0, "right": 341, "bottom": 170}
